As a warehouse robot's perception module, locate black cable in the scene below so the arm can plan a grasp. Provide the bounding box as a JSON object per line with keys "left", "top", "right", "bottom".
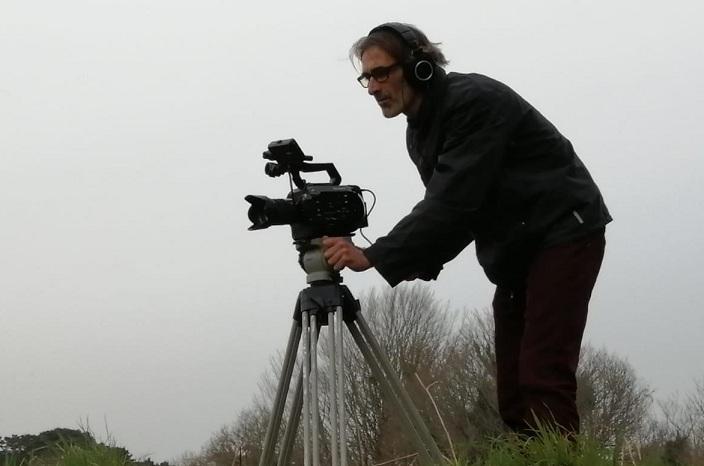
{"left": 358, "top": 189, "right": 378, "bottom": 246}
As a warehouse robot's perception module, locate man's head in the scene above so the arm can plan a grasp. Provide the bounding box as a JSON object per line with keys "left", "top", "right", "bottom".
{"left": 350, "top": 23, "right": 448, "bottom": 119}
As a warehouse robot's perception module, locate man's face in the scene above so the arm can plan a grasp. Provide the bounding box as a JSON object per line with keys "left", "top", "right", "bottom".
{"left": 360, "top": 46, "right": 422, "bottom": 119}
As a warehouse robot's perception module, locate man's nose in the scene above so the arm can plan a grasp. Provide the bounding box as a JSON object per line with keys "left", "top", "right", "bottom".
{"left": 367, "top": 78, "right": 381, "bottom": 95}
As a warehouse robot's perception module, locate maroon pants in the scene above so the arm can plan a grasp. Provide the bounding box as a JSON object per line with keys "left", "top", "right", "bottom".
{"left": 493, "top": 229, "right": 606, "bottom": 435}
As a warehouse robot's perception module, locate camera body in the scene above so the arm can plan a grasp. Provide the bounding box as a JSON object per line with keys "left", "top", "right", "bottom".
{"left": 245, "top": 139, "right": 368, "bottom": 242}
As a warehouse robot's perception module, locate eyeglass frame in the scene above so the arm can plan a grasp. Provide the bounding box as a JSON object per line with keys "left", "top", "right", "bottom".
{"left": 356, "top": 63, "right": 401, "bottom": 88}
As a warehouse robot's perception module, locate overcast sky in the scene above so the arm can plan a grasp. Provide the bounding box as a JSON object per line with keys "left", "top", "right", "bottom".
{"left": 1, "top": 0, "right": 703, "bottom": 462}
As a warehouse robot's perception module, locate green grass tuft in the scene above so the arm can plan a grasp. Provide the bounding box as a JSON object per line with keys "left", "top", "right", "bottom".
{"left": 44, "top": 439, "right": 132, "bottom": 466}
{"left": 2, "top": 432, "right": 133, "bottom": 466}
{"left": 460, "top": 424, "right": 671, "bottom": 466}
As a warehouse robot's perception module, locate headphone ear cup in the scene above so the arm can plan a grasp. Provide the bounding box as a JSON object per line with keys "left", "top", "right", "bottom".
{"left": 403, "top": 56, "right": 435, "bottom": 87}
{"left": 414, "top": 58, "right": 434, "bottom": 82}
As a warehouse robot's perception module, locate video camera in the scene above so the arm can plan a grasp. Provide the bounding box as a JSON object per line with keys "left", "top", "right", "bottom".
{"left": 245, "top": 139, "right": 368, "bottom": 242}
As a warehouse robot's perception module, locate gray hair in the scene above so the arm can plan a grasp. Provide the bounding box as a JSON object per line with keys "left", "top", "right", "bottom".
{"left": 349, "top": 23, "right": 449, "bottom": 68}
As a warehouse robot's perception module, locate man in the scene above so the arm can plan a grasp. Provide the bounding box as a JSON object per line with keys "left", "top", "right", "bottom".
{"left": 323, "top": 23, "right": 611, "bottom": 436}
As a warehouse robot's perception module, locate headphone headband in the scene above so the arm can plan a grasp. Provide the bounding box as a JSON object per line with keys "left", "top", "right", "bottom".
{"left": 368, "top": 22, "right": 423, "bottom": 57}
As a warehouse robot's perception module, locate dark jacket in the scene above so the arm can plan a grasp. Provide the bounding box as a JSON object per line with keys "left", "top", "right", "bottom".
{"left": 363, "top": 69, "right": 612, "bottom": 287}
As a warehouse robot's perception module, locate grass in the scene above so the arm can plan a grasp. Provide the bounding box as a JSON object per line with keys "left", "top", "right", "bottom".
{"left": 1, "top": 436, "right": 132, "bottom": 466}
{"left": 43, "top": 440, "right": 131, "bottom": 466}
{"left": 373, "top": 424, "right": 682, "bottom": 466}
{"left": 444, "top": 425, "right": 684, "bottom": 466}
{"left": 4, "top": 424, "right": 695, "bottom": 466}
{"left": 469, "top": 431, "right": 611, "bottom": 466}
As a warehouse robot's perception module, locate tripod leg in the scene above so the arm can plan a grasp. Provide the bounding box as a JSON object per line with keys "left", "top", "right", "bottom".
{"left": 259, "top": 320, "right": 302, "bottom": 466}
{"left": 302, "top": 311, "right": 311, "bottom": 466}
{"left": 335, "top": 306, "right": 347, "bottom": 466}
{"left": 346, "top": 321, "right": 434, "bottom": 466}
{"left": 354, "top": 311, "right": 446, "bottom": 464}
{"left": 327, "top": 310, "right": 338, "bottom": 466}
{"left": 277, "top": 313, "right": 323, "bottom": 466}
{"left": 310, "top": 314, "right": 320, "bottom": 466}
{"left": 277, "top": 369, "right": 304, "bottom": 466}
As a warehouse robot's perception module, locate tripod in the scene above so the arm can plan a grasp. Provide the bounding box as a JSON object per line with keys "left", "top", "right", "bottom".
{"left": 258, "top": 240, "right": 444, "bottom": 466}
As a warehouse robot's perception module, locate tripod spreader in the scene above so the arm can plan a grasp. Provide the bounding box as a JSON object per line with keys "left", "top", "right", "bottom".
{"left": 293, "top": 282, "right": 358, "bottom": 324}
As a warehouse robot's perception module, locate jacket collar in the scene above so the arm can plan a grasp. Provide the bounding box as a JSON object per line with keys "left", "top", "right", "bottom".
{"left": 407, "top": 67, "right": 448, "bottom": 129}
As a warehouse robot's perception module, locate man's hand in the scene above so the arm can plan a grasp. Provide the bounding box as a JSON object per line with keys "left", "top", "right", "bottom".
{"left": 322, "top": 236, "right": 371, "bottom": 272}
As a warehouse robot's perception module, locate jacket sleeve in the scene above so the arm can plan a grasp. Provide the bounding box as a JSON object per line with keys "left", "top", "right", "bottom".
{"left": 364, "top": 86, "right": 524, "bottom": 287}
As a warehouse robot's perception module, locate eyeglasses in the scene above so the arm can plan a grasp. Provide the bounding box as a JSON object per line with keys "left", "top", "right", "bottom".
{"left": 356, "top": 63, "right": 401, "bottom": 88}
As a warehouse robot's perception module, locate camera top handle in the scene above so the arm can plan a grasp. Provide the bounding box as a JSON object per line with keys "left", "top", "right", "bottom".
{"left": 263, "top": 139, "right": 342, "bottom": 189}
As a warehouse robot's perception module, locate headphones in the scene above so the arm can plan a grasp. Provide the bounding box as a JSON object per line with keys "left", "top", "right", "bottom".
{"left": 368, "top": 22, "right": 435, "bottom": 87}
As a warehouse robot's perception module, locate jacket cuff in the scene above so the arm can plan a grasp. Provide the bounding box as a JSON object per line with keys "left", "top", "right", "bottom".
{"left": 363, "top": 244, "right": 403, "bottom": 287}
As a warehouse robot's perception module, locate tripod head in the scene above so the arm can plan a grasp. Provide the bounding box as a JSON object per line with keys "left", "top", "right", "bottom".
{"left": 296, "top": 238, "right": 341, "bottom": 284}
